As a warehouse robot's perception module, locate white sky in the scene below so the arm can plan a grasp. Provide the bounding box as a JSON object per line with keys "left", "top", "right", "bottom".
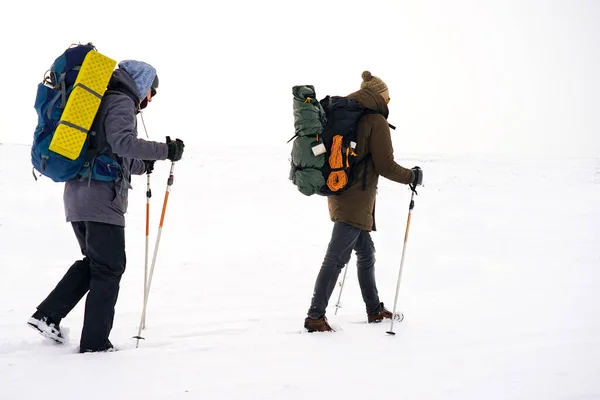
{"left": 1, "top": 0, "right": 598, "bottom": 157}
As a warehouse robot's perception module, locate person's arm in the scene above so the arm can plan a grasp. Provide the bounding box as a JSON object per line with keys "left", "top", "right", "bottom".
{"left": 104, "top": 96, "right": 168, "bottom": 161}
{"left": 130, "top": 159, "right": 147, "bottom": 175}
{"left": 369, "top": 116, "right": 413, "bottom": 184}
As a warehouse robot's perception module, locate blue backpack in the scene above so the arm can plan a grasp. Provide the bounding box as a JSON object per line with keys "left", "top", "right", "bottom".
{"left": 31, "top": 43, "right": 121, "bottom": 183}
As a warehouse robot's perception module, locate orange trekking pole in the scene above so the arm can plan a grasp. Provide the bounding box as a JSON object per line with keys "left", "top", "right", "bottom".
{"left": 135, "top": 160, "right": 176, "bottom": 347}
{"left": 386, "top": 185, "right": 418, "bottom": 336}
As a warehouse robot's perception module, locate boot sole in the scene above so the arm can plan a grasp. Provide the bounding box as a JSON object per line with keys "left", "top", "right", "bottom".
{"left": 368, "top": 312, "right": 404, "bottom": 324}
{"left": 80, "top": 347, "right": 118, "bottom": 353}
{"left": 304, "top": 324, "right": 335, "bottom": 333}
{"left": 27, "top": 318, "right": 65, "bottom": 344}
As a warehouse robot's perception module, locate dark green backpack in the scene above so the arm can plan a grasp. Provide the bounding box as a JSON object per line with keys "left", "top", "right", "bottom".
{"left": 289, "top": 85, "right": 375, "bottom": 196}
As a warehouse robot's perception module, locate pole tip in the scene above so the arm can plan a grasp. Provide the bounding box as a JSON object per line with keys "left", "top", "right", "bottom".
{"left": 386, "top": 331, "right": 396, "bottom": 336}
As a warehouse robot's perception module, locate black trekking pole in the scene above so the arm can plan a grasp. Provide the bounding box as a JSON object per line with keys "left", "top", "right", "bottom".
{"left": 386, "top": 186, "right": 417, "bottom": 336}
{"left": 142, "top": 173, "right": 151, "bottom": 330}
{"left": 140, "top": 112, "right": 151, "bottom": 330}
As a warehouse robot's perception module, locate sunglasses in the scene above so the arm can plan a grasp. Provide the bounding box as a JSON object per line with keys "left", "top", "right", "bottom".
{"left": 151, "top": 87, "right": 157, "bottom": 98}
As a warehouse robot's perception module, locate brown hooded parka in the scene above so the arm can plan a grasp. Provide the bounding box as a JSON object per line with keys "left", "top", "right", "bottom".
{"left": 327, "top": 88, "right": 413, "bottom": 231}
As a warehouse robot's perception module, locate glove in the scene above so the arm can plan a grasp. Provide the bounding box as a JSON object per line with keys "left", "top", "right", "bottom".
{"left": 411, "top": 166, "right": 423, "bottom": 187}
{"left": 166, "top": 137, "right": 185, "bottom": 161}
{"left": 143, "top": 160, "right": 155, "bottom": 174}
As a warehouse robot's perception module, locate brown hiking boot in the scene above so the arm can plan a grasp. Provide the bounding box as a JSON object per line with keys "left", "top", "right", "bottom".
{"left": 304, "top": 316, "right": 334, "bottom": 332}
{"left": 367, "top": 302, "right": 394, "bottom": 323}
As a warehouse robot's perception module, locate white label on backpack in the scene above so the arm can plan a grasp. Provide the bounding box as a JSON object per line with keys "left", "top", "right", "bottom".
{"left": 311, "top": 143, "right": 326, "bottom": 156}
{"left": 351, "top": 141, "right": 357, "bottom": 149}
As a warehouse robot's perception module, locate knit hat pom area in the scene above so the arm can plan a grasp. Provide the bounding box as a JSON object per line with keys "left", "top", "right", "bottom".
{"left": 362, "top": 70, "right": 373, "bottom": 81}
{"left": 360, "top": 70, "right": 388, "bottom": 94}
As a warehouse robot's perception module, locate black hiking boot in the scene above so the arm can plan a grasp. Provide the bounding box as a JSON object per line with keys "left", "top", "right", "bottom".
{"left": 304, "top": 316, "right": 334, "bottom": 333}
{"left": 27, "top": 310, "right": 65, "bottom": 343}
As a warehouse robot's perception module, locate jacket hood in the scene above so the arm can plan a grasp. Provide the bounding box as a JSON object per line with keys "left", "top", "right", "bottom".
{"left": 118, "top": 60, "right": 157, "bottom": 100}
{"left": 106, "top": 69, "right": 140, "bottom": 108}
{"left": 347, "top": 88, "right": 389, "bottom": 119}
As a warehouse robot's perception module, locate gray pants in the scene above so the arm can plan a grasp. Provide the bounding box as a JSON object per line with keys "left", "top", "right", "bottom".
{"left": 307, "top": 222, "right": 382, "bottom": 319}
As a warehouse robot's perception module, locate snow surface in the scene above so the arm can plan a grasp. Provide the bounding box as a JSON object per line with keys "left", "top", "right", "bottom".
{"left": 1, "top": 141, "right": 599, "bottom": 399}
{"left": 1, "top": 1, "right": 599, "bottom": 397}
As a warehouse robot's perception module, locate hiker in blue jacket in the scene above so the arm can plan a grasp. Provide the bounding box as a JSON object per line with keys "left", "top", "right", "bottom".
{"left": 27, "top": 60, "right": 185, "bottom": 353}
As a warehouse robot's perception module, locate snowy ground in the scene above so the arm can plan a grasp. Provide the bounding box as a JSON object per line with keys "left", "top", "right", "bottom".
{"left": 1, "top": 142, "right": 599, "bottom": 399}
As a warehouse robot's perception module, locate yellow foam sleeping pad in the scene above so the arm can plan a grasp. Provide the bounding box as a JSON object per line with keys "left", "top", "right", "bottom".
{"left": 48, "top": 50, "right": 116, "bottom": 160}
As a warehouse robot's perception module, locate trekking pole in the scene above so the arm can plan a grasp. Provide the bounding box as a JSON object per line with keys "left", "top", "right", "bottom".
{"left": 386, "top": 187, "right": 417, "bottom": 336}
{"left": 141, "top": 173, "right": 151, "bottom": 330}
{"left": 139, "top": 114, "right": 151, "bottom": 329}
{"left": 334, "top": 263, "right": 349, "bottom": 315}
{"left": 135, "top": 161, "right": 176, "bottom": 347}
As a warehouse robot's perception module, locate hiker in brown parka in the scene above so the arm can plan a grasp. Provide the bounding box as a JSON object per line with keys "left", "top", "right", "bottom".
{"left": 304, "top": 71, "right": 423, "bottom": 333}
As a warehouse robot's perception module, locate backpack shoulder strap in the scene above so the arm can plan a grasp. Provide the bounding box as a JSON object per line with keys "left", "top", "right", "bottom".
{"left": 360, "top": 109, "right": 396, "bottom": 130}
{"left": 353, "top": 109, "right": 394, "bottom": 190}
{"left": 79, "top": 89, "right": 124, "bottom": 179}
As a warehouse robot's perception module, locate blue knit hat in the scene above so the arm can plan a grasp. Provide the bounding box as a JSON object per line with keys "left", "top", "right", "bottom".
{"left": 118, "top": 60, "right": 157, "bottom": 100}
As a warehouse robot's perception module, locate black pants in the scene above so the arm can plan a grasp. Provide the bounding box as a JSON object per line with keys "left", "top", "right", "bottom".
{"left": 307, "top": 222, "right": 381, "bottom": 319}
{"left": 37, "top": 221, "right": 126, "bottom": 351}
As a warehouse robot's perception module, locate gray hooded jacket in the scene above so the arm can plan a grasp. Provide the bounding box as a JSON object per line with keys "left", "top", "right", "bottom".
{"left": 63, "top": 63, "right": 168, "bottom": 227}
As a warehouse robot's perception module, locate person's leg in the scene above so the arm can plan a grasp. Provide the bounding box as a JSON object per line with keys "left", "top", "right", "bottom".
{"left": 35, "top": 222, "right": 91, "bottom": 323}
{"left": 307, "top": 222, "right": 362, "bottom": 320}
{"left": 79, "top": 221, "right": 126, "bottom": 352}
{"left": 354, "top": 230, "right": 381, "bottom": 314}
